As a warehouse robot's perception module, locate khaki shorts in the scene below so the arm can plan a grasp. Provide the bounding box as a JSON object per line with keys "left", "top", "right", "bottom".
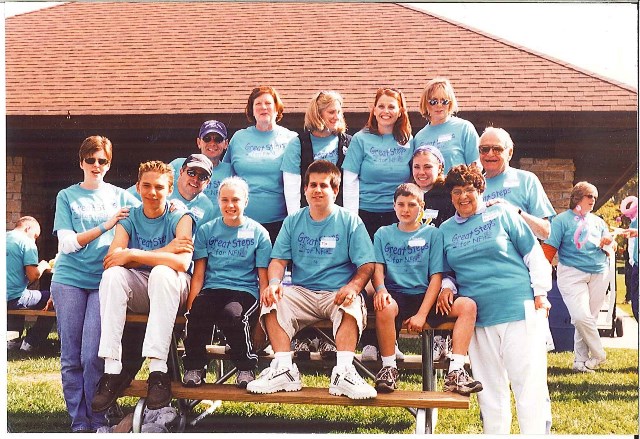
{"left": 259, "top": 285, "right": 367, "bottom": 341}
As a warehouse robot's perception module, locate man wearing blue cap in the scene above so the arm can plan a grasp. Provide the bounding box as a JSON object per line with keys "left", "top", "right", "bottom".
{"left": 169, "top": 120, "right": 233, "bottom": 214}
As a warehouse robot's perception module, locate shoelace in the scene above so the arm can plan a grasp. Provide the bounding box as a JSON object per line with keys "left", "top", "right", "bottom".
{"left": 344, "top": 367, "right": 366, "bottom": 385}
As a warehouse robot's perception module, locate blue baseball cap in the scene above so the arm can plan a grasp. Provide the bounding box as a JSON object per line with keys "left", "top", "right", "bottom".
{"left": 198, "top": 120, "right": 228, "bottom": 140}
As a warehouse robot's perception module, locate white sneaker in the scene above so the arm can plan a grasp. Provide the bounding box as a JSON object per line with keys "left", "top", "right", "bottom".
{"left": 394, "top": 342, "right": 405, "bottom": 361}
{"left": 585, "top": 357, "right": 606, "bottom": 371}
{"left": 361, "top": 345, "right": 378, "bottom": 362}
{"left": 572, "top": 362, "right": 595, "bottom": 373}
{"left": 329, "top": 364, "right": 377, "bottom": 400}
{"left": 20, "top": 340, "right": 33, "bottom": 352}
{"left": 246, "top": 361, "right": 302, "bottom": 394}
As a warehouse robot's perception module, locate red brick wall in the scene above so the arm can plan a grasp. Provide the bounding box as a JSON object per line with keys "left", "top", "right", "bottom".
{"left": 518, "top": 157, "right": 575, "bottom": 213}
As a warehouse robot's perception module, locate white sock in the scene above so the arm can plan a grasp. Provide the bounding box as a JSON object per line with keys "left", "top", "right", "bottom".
{"left": 149, "top": 358, "right": 168, "bottom": 374}
{"left": 448, "top": 354, "right": 465, "bottom": 373}
{"left": 104, "top": 358, "right": 123, "bottom": 375}
{"left": 275, "top": 351, "right": 293, "bottom": 369}
{"left": 381, "top": 355, "right": 397, "bottom": 369}
{"left": 336, "top": 351, "right": 355, "bottom": 369}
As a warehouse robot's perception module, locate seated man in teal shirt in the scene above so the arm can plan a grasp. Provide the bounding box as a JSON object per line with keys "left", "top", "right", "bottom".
{"left": 128, "top": 153, "right": 215, "bottom": 230}
{"left": 247, "top": 160, "right": 377, "bottom": 400}
{"left": 92, "top": 161, "right": 195, "bottom": 413}
{"left": 6, "top": 216, "right": 54, "bottom": 351}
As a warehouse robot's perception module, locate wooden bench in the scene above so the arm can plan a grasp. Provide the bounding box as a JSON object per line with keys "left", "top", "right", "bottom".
{"left": 8, "top": 309, "right": 464, "bottom": 434}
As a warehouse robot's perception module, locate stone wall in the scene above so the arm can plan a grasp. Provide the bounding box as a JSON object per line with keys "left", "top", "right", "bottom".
{"left": 6, "top": 156, "right": 24, "bottom": 229}
{"left": 518, "top": 157, "right": 575, "bottom": 213}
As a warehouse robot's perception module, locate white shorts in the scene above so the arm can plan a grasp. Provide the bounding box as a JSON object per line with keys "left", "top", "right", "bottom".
{"left": 259, "top": 285, "right": 367, "bottom": 341}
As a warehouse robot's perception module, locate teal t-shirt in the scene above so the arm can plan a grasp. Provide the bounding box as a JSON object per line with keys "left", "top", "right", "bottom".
{"left": 169, "top": 157, "right": 233, "bottom": 217}
{"left": 6, "top": 230, "right": 39, "bottom": 301}
{"left": 119, "top": 203, "right": 195, "bottom": 272}
{"left": 52, "top": 182, "right": 141, "bottom": 290}
{"left": 127, "top": 185, "right": 215, "bottom": 230}
{"left": 271, "top": 206, "right": 375, "bottom": 291}
{"left": 341, "top": 129, "right": 413, "bottom": 212}
{"left": 413, "top": 116, "right": 479, "bottom": 174}
{"left": 280, "top": 134, "right": 340, "bottom": 174}
{"left": 373, "top": 223, "right": 444, "bottom": 295}
{"left": 483, "top": 166, "right": 556, "bottom": 220}
{"left": 194, "top": 216, "right": 272, "bottom": 299}
{"left": 223, "top": 125, "right": 297, "bottom": 223}
{"left": 440, "top": 204, "right": 538, "bottom": 327}
{"left": 545, "top": 210, "right": 610, "bottom": 273}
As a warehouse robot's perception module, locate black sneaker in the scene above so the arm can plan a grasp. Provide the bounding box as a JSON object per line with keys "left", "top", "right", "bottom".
{"left": 374, "top": 366, "right": 399, "bottom": 393}
{"left": 443, "top": 368, "right": 483, "bottom": 395}
{"left": 91, "top": 371, "right": 133, "bottom": 412}
{"left": 292, "top": 338, "right": 311, "bottom": 360}
{"left": 318, "top": 339, "right": 337, "bottom": 360}
{"left": 146, "top": 371, "right": 172, "bottom": 409}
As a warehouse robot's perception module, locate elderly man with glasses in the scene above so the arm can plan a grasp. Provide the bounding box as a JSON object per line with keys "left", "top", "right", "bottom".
{"left": 479, "top": 126, "right": 556, "bottom": 240}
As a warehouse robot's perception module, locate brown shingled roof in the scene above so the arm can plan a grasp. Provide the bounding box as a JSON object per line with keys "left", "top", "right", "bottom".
{"left": 5, "top": 1, "right": 637, "bottom": 116}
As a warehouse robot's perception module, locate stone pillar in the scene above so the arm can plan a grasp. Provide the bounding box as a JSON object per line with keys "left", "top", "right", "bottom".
{"left": 518, "top": 157, "right": 575, "bottom": 213}
{"left": 6, "top": 156, "right": 24, "bottom": 229}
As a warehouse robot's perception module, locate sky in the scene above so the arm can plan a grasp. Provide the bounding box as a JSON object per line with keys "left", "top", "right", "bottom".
{"left": 2, "top": 1, "right": 639, "bottom": 86}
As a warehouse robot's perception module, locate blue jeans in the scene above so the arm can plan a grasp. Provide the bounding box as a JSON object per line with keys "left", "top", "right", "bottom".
{"left": 51, "top": 281, "right": 106, "bottom": 431}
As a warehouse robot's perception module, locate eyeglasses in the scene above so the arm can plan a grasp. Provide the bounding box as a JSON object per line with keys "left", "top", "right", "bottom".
{"left": 451, "top": 187, "right": 477, "bottom": 197}
{"left": 479, "top": 145, "right": 506, "bottom": 155}
{"left": 84, "top": 157, "right": 109, "bottom": 165}
{"left": 186, "top": 169, "right": 210, "bottom": 182}
{"left": 583, "top": 194, "right": 597, "bottom": 201}
{"left": 428, "top": 98, "right": 450, "bottom": 106}
{"left": 202, "top": 134, "right": 225, "bottom": 144}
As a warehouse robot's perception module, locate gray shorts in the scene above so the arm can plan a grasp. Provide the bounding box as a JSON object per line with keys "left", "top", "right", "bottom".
{"left": 259, "top": 285, "right": 367, "bottom": 341}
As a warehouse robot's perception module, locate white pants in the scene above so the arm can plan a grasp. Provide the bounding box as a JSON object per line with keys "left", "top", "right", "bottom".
{"left": 557, "top": 262, "right": 608, "bottom": 363}
{"left": 98, "top": 266, "right": 190, "bottom": 365}
{"left": 469, "top": 313, "right": 550, "bottom": 434}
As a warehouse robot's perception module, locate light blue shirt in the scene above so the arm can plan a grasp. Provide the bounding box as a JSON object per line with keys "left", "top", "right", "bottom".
{"left": 413, "top": 116, "right": 479, "bottom": 174}
{"left": 6, "top": 230, "right": 39, "bottom": 301}
{"left": 194, "top": 217, "right": 272, "bottom": 299}
{"left": 271, "top": 206, "right": 375, "bottom": 291}
{"left": 483, "top": 166, "right": 556, "bottom": 220}
{"left": 52, "top": 183, "right": 140, "bottom": 289}
{"left": 169, "top": 157, "right": 233, "bottom": 216}
{"left": 119, "top": 203, "right": 195, "bottom": 272}
{"left": 280, "top": 134, "right": 340, "bottom": 174}
{"left": 545, "top": 210, "right": 610, "bottom": 273}
{"left": 440, "top": 204, "right": 538, "bottom": 327}
{"left": 341, "top": 129, "right": 413, "bottom": 212}
{"left": 373, "top": 224, "right": 444, "bottom": 295}
{"left": 223, "top": 125, "right": 297, "bottom": 223}
{"left": 127, "top": 184, "right": 215, "bottom": 230}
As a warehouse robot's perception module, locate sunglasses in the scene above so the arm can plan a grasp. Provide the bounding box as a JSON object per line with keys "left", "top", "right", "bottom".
{"left": 186, "top": 168, "right": 210, "bottom": 182}
{"left": 428, "top": 98, "right": 450, "bottom": 106}
{"left": 583, "top": 194, "right": 597, "bottom": 201}
{"left": 479, "top": 145, "right": 506, "bottom": 155}
{"left": 202, "top": 134, "right": 225, "bottom": 144}
{"left": 84, "top": 157, "right": 109, "bottom": 165}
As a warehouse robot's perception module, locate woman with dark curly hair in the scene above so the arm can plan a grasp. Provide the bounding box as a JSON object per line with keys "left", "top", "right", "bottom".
{"left": 438, "top": 163, "right": 552, "bottom": 434}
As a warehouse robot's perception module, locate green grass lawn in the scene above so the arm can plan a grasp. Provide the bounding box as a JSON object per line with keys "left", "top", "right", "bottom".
{"left": 6, "top": 334, "right": 638, "bottom": 434}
